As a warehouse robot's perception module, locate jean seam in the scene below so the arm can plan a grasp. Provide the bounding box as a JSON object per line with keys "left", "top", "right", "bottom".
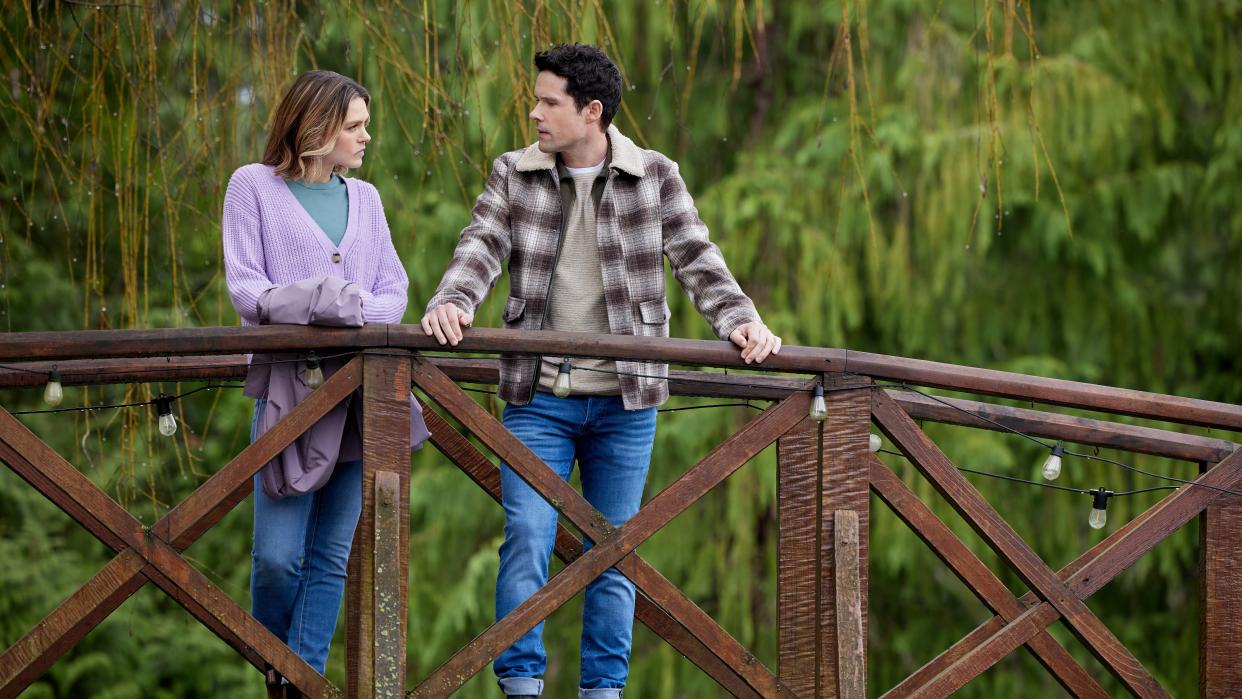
{"left": 291, "top": 490, "right": 324, "bottom": 658}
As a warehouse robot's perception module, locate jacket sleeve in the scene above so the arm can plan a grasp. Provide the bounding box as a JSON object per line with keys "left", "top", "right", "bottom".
{"left": 222, "top": 168, "right": 278, "bottom": 324}
{"left": 658, "top": 159, "right": 760, "bottom": 339}
{"left": 425, "top": 156, "right": 513, "bottom": 315}
{"left": 358, "top": 185, "right": 409, "bottom": 324}
{"left": 259, "top": 277, "right": 364, "bottom": 327}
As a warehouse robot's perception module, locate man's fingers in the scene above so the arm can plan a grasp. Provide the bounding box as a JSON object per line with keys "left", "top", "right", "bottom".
{"left": 754, "top": 333, "right": 777, "bottom": 363}
{"left": 439, "top": 307, "right": 462, "bottom": 345}
{"left": 754, "top": 331, "right": 780, "bottom": 363}
{"left": 427, "top": 313, "right": 449, "bottom": 345}
{"left": 729, "top": 328, "right": 747, "bottom": 348}
{"left": 744, "top": 331, "right": 762, "bottom": 363}
{"left": 422, "top": 304, "right": 472, "bottom": 346}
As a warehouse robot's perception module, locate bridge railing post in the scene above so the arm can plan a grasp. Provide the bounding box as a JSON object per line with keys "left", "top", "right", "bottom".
{"left": 778, "top": 373, "right": 871, "bottom": 698}
{"left": 346, "top": 352, "right": 411, "bottom": 699}
{"left": 1199, "top": 457, "right": 1242, "bottom": 698}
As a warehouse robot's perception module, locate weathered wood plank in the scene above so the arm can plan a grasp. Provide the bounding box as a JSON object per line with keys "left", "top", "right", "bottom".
{"left": 0, "top": 325, "right": 385, "bottom": 362}
{"left": 374, "top": 470, "right": 404, "bottom": 698}
{"left": 912, "top": 604, "right": 1064, "bottom": 698}
{"left": 1200, "top": 460, "right": 1242, "bottom": 698}
{"left": 888, "top": 390, "right": 1237, "bottom": 464}
{"left": 883, "top": 488, "right": 1168, "bottom": 697}
{"left": 348, "top": 354, "right": 411, "bottom": 699}
{"left": 834, "top": 510, "right": 865, "bottom": 699}
{"left": 847, "top": 349, "right": 1242, "bottom": 431}
{"left": 777, "top": 418, "right": 821, "bottom": 697}
{"left": 887, "top": 439, "right": 1242, "bottom": 697}
{"left": 0, "top": 410, "right": 135, "bottom": 552}
{"left": 139, "top": 536, "right": 341, "bottom": 697}
{"left": 820, "top": 375, "right": 872, "bottom": 697}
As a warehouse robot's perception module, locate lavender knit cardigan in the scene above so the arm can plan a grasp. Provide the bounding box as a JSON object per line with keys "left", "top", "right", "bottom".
{"left": 223, "top": 163, "right": 409, "bottom": 325}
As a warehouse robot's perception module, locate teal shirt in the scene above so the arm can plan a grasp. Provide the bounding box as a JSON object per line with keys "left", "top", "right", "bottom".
{"left": 286, "top": 175, "right": 348, "bottom": 246}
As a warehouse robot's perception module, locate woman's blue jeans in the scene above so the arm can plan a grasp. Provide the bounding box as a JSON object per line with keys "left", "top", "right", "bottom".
{"left": 494, "top": 392, "right": 657, "bottom": 698}
{"left": 250, "top": 400, "right": 362, "bottom": 675}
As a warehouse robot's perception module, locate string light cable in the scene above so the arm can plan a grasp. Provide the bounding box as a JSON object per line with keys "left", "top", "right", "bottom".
{"left": 10, "top": 382, "right": 245, "bottom": 416}
{"left": 889, "top": 383, "right": 1242, "bottom": 500}
{"left": 7, "top": 349, "right": 1235, "bottom": 502}
{"left": 877, "top": 447, "right": 1181, "bottom": 529}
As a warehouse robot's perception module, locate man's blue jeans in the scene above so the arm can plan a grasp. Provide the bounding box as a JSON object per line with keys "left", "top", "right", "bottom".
{"left": 494, "top": 392, "right": 657, "bottom": 698}
{"left": 250, "top": 400, "right": 362, "bottom": 675}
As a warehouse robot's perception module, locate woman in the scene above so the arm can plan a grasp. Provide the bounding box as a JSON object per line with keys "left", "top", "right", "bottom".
{"left": 222, "top": 70, "right": 408, "bottom": 676}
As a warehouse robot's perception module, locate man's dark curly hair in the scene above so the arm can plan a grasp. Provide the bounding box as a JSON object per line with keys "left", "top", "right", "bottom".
{"left": 533, "top": 44, "right": 622, "bottom": 130}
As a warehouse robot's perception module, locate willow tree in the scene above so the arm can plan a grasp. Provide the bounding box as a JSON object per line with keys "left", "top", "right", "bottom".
{"left": 0, "top": 1, "right": 1237, "bottom": 696}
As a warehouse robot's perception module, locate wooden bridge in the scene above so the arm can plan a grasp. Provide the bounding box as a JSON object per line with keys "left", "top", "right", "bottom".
{"left": 0, "top": 325, "right": 1239, "bottom": 698}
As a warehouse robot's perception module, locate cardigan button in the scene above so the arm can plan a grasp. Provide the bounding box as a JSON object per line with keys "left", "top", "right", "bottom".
{"left": 331, "top": 252, "right": 342, "bottom": 263}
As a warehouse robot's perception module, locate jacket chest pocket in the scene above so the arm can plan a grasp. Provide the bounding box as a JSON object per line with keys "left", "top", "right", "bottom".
{"left": 503, "top": 296, "right": 527, "bottom": 326}
{"left": 635, "top": 299, "right": 669, "bottom": 337}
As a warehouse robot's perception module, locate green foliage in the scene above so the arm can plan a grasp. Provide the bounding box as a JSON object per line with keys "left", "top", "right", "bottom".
{"left": 0, "top": 0, "right": 1238, "bottom": 696}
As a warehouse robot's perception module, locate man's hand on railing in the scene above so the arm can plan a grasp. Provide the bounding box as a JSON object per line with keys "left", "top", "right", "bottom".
{"left": 421, "top": 303, "right": 474, "bottom": 346}
{"left": 730, "top": 321, "right": 782, "bottom": 364}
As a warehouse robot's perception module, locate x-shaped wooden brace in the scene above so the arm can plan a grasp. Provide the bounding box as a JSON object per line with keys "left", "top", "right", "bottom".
{"left": 871, "top": 390, "right": 1242, "bottom": 697}
{"left": 408, "top": 357, "right": 806, "bottom": 698}
{"left": 0, "top": 356, "right": 366, "bottom": 699}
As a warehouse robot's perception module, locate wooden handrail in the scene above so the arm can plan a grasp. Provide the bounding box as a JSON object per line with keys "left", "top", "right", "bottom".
{"left": 0, "top": 325, "right": 1238, "bottom": 430}
{"left": 0, "top": 345, "right": 1235, "bottom": 463}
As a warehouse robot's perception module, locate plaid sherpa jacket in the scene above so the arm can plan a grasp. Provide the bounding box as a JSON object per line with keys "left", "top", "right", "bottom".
{"left": 426, "top": 126, "right": 760, "bottom": 409}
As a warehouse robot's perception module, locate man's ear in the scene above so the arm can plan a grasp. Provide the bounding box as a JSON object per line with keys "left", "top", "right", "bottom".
{"left": 585, "top": 99, "right": 604, "bottom": 125}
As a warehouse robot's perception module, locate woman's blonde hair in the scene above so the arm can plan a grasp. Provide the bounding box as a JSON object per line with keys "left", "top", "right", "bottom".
{"left": 262, "top": 70, "right": 370, "bottom": 180}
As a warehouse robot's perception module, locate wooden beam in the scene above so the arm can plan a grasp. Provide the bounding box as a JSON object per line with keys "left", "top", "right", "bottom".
{"left": 157, "top": 356, "right": 362, "bottom": 549}
{"left": 411, "top": 359, "right": 792, "bottom": 697}
{"left": 418, "top": 402, "right": 763, "bottom": 699}
{"left": 0, "top": 407, "right": 339, "bottom": 697}
{"left": 0, "top": 325, "right": 1238, "bottom": 431}
{"left": 0, "top": 551, "right": 147, "bottom": 699}
{"left": 872, "top": 391, "right": 1169, "bottom": 697}
{"left": 0, "top": 355, "right": 1235, "bottom": 461}
{"left": 347, "top": 353, "right": 411, "bottom": 699}
{"left": 868, "top": 459, "right": 1108, "bottom": 698}
{"left": 777, "top": 418, "right": 821, "bottom": 697}
{"left": 408, "top": 387, "right": 809, "bottom": 697}
{"left": 883, "top": 491, "right": 1166, "bottom": 697}
{"left": 1200, "top": 459, "right": 1242, "bottom": 698}
{"left": 834, "top": 510, "right": 865, "bottom": 699}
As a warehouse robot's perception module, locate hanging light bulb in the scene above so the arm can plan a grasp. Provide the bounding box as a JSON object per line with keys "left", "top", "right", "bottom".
{"left": 155, "top": 394, "right": 177, "bottom": 437}
{"left": 552, "top": 361, "right": 573, "bottom": 398}
{"left": 1088, "top": 487, "right": 1112, "bottom": 530}
{"left": 808, "top": 382, "right": 827, "bottom": 422}
{"left": 869, "top": 433, "right": 882, "bottom": 453}
{"left": 43, "top": 368, "right": 63, "bottom": 407}
{"left": 303, "top": 351, "right": 325, "bottom": 389}
{"left": 1041, "top": 442, "right": 1065, "bottom": 481}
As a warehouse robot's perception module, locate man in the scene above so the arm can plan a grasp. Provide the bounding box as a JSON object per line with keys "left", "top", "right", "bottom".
{"left": 422, "top": 44, "right": 780, "bottom": 699}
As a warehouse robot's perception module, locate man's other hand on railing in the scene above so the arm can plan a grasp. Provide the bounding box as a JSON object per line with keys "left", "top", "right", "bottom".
{"left": 421, "top": 302, "right": 474, "bottom": 346}
{"left": 730, "top": 321, "right": 782, "bottom": 365}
